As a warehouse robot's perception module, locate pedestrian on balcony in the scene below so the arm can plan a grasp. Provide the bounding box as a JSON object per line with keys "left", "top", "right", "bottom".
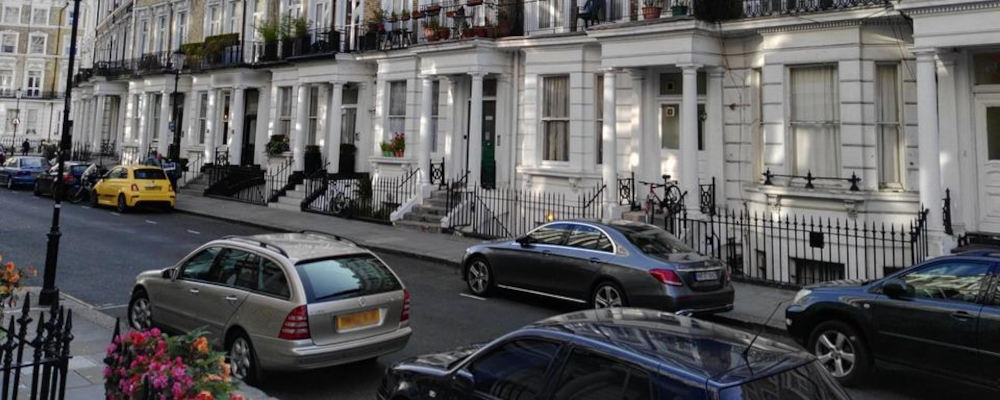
{"left": 21, "top": 139, "right": 30, "bottom": 156}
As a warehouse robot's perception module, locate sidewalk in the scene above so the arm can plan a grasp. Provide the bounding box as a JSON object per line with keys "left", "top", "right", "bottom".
{"left": 176, "top": 193, "right": 796, "bottom": 331}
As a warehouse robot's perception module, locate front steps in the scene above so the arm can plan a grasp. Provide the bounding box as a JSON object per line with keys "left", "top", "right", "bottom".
{"left": 269, "top": 183, "right": 307, "bottom": 212}
{"left": 395, "top": 190, "right": 451, "bottom": 233}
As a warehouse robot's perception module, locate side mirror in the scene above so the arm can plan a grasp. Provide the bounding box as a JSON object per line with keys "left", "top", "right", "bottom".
{"left": 451, "top": 369, "right": 474, "bottom": 392}
{"left": 161, "top": 268, "right": 176, "bottom": 280}
{"left": 515, "top": 235, "right": 536, "bottom": 247}
{"left": 881, "top": 278, "right": 913, "bottom": 299}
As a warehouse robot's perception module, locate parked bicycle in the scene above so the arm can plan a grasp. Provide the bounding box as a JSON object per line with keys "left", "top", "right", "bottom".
{"left": 327, "top": 178, "right": 361, "bottom": 216}
{"left": 69, "top": 164, "right": 107, "bottom": 204}
{"left": 638, "top": 175, "right": 685, "bottom": 225}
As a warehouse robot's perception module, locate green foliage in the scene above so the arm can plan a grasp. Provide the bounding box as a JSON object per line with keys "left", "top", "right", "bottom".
{"left": 265, "top": 135, "right": 290, "bottom": 156}
{"left": 257, "top": 18, "right": 281, "bottom": 43}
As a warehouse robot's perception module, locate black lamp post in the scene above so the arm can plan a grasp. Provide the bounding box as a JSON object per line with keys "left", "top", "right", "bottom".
{"left": 168, "top": 49, "right": 185, "bottom": 161}
{"left": 9, "top": 88, "right": 21, "bottom": 152}
{"left": 40, "top": 0, "right": 83, "bottom": 307}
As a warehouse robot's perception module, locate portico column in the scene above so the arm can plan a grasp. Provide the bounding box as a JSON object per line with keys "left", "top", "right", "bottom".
{"left": 468, "top": 72, "right": 486, "bottom": 188}
{"left": 707, "top": 67, "right": 725, "bottom": 210}
{"left": 293, "top": 84, "right": 309, "bottom": 171}
{"left": 633, "top": 70, "right": 658, "bottom": 185}
{"left": 157, "top": 90, "right": 171, "bottom": 156}
{"left": 326, "top": 81, "right": 344, "bottom": 173}
{"left": 601, "top": 69, "right": 619, "bottom": 220}
{"left": 204, "top": 90, "right": 218, "bottom": 163}
{"left": 138, "top": 92, "right": 151, "bottom": 153}
{"left": 229, "top": 86, "right": 246, "bottom": 165}
{"left": 915, "top": 50, "right": 944, "bottom": 239}
{"left": 679, "top": 64, "right": 702, "bottom": 216}
{"left": 94, "top": 95, "right": 107, "bottom": 149}
{"left": 418, "top": 75, "right": 434, "bottom": 185}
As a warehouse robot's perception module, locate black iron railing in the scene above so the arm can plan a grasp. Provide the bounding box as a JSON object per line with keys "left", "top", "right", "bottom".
{"left": 70, "top": 143, "right": 92, "bottom": 162}
{"left": 73, "top": 68, "right": 93, "bottom": 85}
{"left": 181, "top": 151, "right": 205, "bottom": 187}
{"left": 943, "top": 188, "right": 953, "bottom": 236}
{"left": 135, "top": 51, "right": 173, "bottom": 75}
{"left": 762, "top": 169, "right": 862, "bottom": 191}
{"left": 618, "top": 171, "right": 638, "bottom": 210}
{"left": 302, "top": 169, "right": 419, "bottom": 223}
{"left": 93, "top": 59, "right": 136, "bottom": 80}
{"left": 700, "top": 177, "right": 716, "bottom": 216}
{"left": 445, "top": 183, "right": 605, "bottom": 239}
{"left": 739, "top": 0, "right": 890, "bottom": 18}
{"left": 0, "top": 294, "right": 74, "bottom": 400}
{"left": 0, "top": 90, "right": 64, "bottom": 99}
{"left": 265, "top": 156, "right": 297, "bottom": 203}
{"left": 185, "top": 42, "right": 249, "bottom": 73}
{"left": 430, "top": 158, "right": 446, "bottom": 189}
{"left": 204, "top": 163, "right": 267, "bottom": 205}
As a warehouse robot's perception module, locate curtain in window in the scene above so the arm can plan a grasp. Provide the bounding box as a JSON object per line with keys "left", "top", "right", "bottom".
{"left": 544, "top": 76, "right": 569, "bottom": 161}
{"left": 388, "top": 81, "right": 407, "bottom": 140}
{"left": 876, "top": 65, "right": 900, "bottom": 185}
{"left": 791, "top": 66, "right": 839, "bottom": 177}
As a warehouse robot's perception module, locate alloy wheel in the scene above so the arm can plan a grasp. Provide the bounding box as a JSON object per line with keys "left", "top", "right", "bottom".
{"left": 594, "top": 285, "right": 623, "bottom": 309}
{"left": 117, "top": 194, "right": 127, "bottom": 213}
{"left": 129, "top": 296, "right": 152, "bottom": 330}
{"left": 229, "top": 337, "right": 252, "bottom": 381}
{"left": 467, "top": 261, "right": 490, "bottom": 294}
{"left": 814, "top": 330, "right": 856, "bottom": 378}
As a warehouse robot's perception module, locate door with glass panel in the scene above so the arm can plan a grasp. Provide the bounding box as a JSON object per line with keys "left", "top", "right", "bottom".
{"left": 975, "top": 94, "right": 1000, "bottom": 232}
{"left": 339, "top": 85, "right": 358, "bottom": 173}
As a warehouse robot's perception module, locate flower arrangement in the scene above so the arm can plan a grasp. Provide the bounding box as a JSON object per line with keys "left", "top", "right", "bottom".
{"left": 0, "top": 255, "right": 36, "bottom": 312}
{"left": 265, "top": 135, "right": 290, "bottom": 156}
{"left": 105, "top": 328, "right": 242, "bottom": 400}
{"left": 390, "top": 132, "right": 406, "bottom": 157}
{"left": 379, "top": 142, "right": 392, "bottom": 156}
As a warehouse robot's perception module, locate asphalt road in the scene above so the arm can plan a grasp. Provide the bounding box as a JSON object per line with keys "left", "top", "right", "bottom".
{"left": 1, "top": 186, "right": 996, "bottom": 399}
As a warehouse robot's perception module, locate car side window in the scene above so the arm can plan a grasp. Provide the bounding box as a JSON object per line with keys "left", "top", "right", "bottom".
{"left": 210, "top": 249, "right": 257, "bottom": 289}
{"left": 179, "top": 248, "right": 221, "bottom": 281}
{"left": 552, "top": 349, "right": 651, "bottom": 400}
{"left": 258, "top": 258, "right": 291, "bottom": 299}
{"left": 901, "top": 261, "right": 992, "bottom": 303}
{"left": 529, "top": 223, "right": 571, "bottom": 246}
{"left": 466, "top": 339, "right": 561, "bottom": 400}
{"left": 566, "top": 225, "right": 614, "bottom": 253}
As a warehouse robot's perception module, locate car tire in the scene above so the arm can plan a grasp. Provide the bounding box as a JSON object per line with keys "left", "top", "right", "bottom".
{"left": 127, "top": 290, "right": 153, "bottom": 331}
{"left": 90, "top": 190, "right": 100, "bottom": 207}
{"left": 228, "top": 330, "right": 263, "bottom": 384}
{"left": 591, "top": 281, "right": 627, "bottom": 309}
{"left": 465, "top": 257, "right": 495, "bottom": 296}
{"left": 116, "top": 194, "right": 129, "bottom": 213}
{"left": 808, "top": 320, "right": 871, "bottom": 387}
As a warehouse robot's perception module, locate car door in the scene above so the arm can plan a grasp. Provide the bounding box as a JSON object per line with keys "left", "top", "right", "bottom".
{"left": 547, "top": 224, "right": 616, "bottom": 300}
{"left": 977, "top": 264, "right": 1000, "bottom": 388}
{"left": 98, "top": 167, "right": 125, "bottom": 203}
{"left": 446, "top": 338, "right": 564, "bottom": 400}
{"left": 188, "top": 248, "right": 254, "bottom": 342}
{"left": 153, "top": 247, "right": 222, "bottom": 332}
{"left": 0, "top": 157, "right": 16, "bottom": 183}
{"left": 503, "top": 223, "right": 572, "bottom": 292}
{"left": 871, "top": 260, "right": 991, "bottom": 379}
{"left": 547, "top": 347, "right": 657, "bottom": 400}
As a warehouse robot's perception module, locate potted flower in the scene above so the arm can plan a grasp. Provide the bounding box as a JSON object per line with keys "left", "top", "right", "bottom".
{"left": 401, "top": 7, "right": 411, "bottom": 21}
{"left": 671, "top": 0, "right": 689, "bottom": 16}
{"left": 438, "top": 27, "right": 451, "bottom": 40}
{"left": 390, "top": 133, "right": 405, "bottom": 157}
{"left": 642, "top": 0, "right": 662, "bottom": 19}
{"left": 265, "top": 135, "right": 290, "bottom": 156}
{"left": 380, "top": 142, "right": 392, "bottom": 156}
{"left": 412, "top": 9, "right": 423, "bottom": 19}
{"left": 422, "top": 19, "right": 440, "bottom": 41}
{"left": 461, "top": 21, "right": 474, "bottom": 38}
{"left": 367, "top": 8, "right": 386, "bottom": 32}
{"left": 387, "top": 11, "right": 399, "bottom": 23}
{"left": 0, "top": 255, "right": 36, "bottom": 320}
{"left": 257, "top": 18, "right": 281, "bottom": 61}
{"left": 426, "top": 4, "right": 442, "bottom": 14}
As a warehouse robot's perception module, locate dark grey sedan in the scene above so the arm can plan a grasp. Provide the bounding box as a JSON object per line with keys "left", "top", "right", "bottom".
{"left": 461, "top": 220, "right": 735, "bottom": 314}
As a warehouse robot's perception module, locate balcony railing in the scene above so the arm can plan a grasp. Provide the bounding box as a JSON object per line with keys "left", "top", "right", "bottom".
{"left": 0, "top": 90, "right": 64, "bottom": 99}
{"left": 93, "top": 59, "right": 137, "bottom": 79}
{"left": 74, "top": 68, "right": 94, "bottom": 85}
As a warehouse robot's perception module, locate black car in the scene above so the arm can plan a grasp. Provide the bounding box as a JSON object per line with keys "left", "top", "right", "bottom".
{"left": 379, "top": 308, "right": 849, "bottom": 400}
{"left": 785, "top": 250, "right": 1000, "bottom": 388}
{"left": 33, "top": 162, "right": 90, "bottom": 198}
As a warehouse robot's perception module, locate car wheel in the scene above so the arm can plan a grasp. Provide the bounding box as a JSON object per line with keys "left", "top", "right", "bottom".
{"left": 128, "top": 290, "right": 153, "bottom": 331}
{"left": 228, "top": 331, "right": 261, "bottom": 384}
{"left": 592, "top": 281, "right": 627, "bottom": 309}
{"left": 116, "top": 194, "right": 129, "bottom": 213}
{"left": 466, "top": 258, "right": 494, "bottom": 296}
{"left": 90, "top": 190, "right": 100, "bottom": 207}
{"left": 808, "top": 320, "right": 871, "bottom": 387}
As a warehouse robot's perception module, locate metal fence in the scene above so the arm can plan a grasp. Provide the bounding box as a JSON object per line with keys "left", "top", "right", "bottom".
{"left": 302, "top": 169, "right": 420, "bottom": 223}
{"left": 0, "top": 294, "right": 74, "bottom": 400}
{"left": 265, "top": 157, "right": 297, "bottom": 203}
{"left": 446, "top": 182, "right": 605, "bottom": 239}
{"left": 181, "top": 151, "right": 205, "bottom": 187}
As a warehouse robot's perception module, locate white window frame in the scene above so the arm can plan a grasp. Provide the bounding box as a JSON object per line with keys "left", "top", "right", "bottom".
{"left": 876, "top": 63, "right": 904, "bottom": 189}
{"left": 197, "top": 92, "right": 209, "bottom": 144}
{"left": 307, "top": 86, "right": 320, "bottom": 146}
{"left": 541, "top": 75, "right": 570, "bottom": 162}
{"left": 278, "top": 86, "right": 293, "bottom": 138}
{"left": 227, "top": 2, "right": 239, "bottom": 34}
{"left": 0, "top": 69, "right": 13, "bottom": 96}
{"left": 0, "top": 32, "right": 17, "bottom": 54}
{"left": 137, "top": 19, "right": 149, "bottom": 56}
{"left": 2, "top": 7, "right": 19, "bottom": 25}
{"left": 537, "top": 0, "right": 562, "bottom": 31}
{"left": 386, "top": 80, "right": 407, "bottom": 143}
{"left": 61, "top": 34, "right": 70, "bottom": 56}
{"left": 151, "top": 94, "right": 162, "bottom": 140}
{"left": 25, "top": 109, "right": 39, "bottom": 136}
{"left": 25, "top": 70, "right": 43, "bottom": 98}
{"left": 174, "top": 11, "right": 188, "bottom": 49}
{"left": 788, "top": 64, "right": 841, "bottom": 178}
{"left": 28, "top": 33, "right": 47, "bottom": 55}
{"left": 208, "top": 6, "right": 222, "bottom": 36}
{"left": 32, "top": 7, "right": 48, "bottom": 26}
{"left": 430, "top": 80, "right": 440, "bottom": 152}
{"left": 155, "top": 15, "right": 167, "bottom": 53}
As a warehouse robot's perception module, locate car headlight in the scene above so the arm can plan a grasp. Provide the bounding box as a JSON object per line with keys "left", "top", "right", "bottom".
{"left": 792, "top": 289, "right": 812, "bottom": 306}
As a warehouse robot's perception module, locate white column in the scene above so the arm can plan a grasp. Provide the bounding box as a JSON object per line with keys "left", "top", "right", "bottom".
{"left": 326, "top": 81, "right": 344, "bottom": 173}
{"left": 356, "top": 82, "right": 373, "bottom": 173}
{"left": 94, "top": 95, "right": 107, "bottom": 149}
{"left": 418, "top": 76, "right": 434, "bottom": 185}
{"left": 445, "top": 76, "right": 461, "bottom": 179}
{"left": 601, "top": 69, "right": 619, "bottom": 220}
{"left": 916, "top": 50, "right": 944, "bottom": 236}
{"left": 204, "top": 90, "right": 218, "bottom": 163}
{"left": 157, "top": 90, "right": 171, "bottom": 156}
{"left": 138, "top": 92, "right": 151, "bottom": 153}
{"left": 468, "top": 72, "right": 486, "bottom": 188}
{"left": 679, "top": 64, "right": 701, "bottom": 216}
{"left": 293, "top": 84, "right": 309, "bottom": 171}
{"left": 633, "top": 70, "right": 658, "bottom": 185}
{"left": 707, "top": 67, "right": 725, "bottom": 210}
{"left": 229, "top": 86, "right": 246, "bottom": 165}
{"left": 254, "top": 86, "right": 272, "bottom": 166}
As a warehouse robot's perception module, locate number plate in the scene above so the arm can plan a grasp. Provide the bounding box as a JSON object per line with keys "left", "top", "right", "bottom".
{"left": 337, "top": 309, "right": 380, "bottom": 331}
{"left": 145, "top": 185, "right": 161, "bottom": 191}
{"left": 695, "top": 271, "right": 720, "bottom": 281}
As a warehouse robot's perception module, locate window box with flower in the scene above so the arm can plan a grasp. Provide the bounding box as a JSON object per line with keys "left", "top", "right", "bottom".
{"left": 642, "top": 0, "right": 663, "bottom": 19}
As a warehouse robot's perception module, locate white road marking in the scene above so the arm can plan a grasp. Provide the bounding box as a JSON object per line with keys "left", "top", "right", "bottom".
{"left": 187, "top": 229, "right": 201, "bottom": 235}
{"left": 82, "top": 206, "right": 91, "bottom": 209}
{"left": 459, "top": 293, "right": 487, "bottom": 301}
{"left": 111, "top": 212, "right": 121, "bottom": 216}
{"left": 95, "top": 304, "right": 128, "bottom": 311}
{"left": 145, "top": 220, "right": 158, "bottom": 225}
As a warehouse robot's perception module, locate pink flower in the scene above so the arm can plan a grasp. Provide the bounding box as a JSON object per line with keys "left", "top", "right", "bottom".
{"left": 171, "top": 382, "right": 184, "bottom": 398}
{"left": 106, "top": 343, "right": 117, "bottom": 354}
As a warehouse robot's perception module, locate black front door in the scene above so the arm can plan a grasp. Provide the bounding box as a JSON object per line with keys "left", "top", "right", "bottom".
{"left": 241, "top": 116, "right": 257, "bottom": 166}
{"left": 481, "top": 100, "right": 496, "bottom": 189}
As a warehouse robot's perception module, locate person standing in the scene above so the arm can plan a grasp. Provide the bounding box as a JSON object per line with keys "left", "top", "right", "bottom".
{"left": 21, "top": 139, "right": 30, "bottom": 156}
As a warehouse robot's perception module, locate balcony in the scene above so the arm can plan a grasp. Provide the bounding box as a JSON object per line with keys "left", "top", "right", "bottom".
{"left": 350, "top": 0, "right": 524, "bottom": 52}
{"left": 74, "top": 68, "right": 94, "bottom": 85}
{"left": 0, "top": 89, "right": 64, "bottom": 99}
{"left": 93, "top": 59, "right": 138, "bottom": 80}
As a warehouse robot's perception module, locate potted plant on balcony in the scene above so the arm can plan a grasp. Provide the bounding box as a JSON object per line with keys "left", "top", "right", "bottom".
{"left": 438, "top": 26, "right": 451, "bottom": 40}
{"left": 387, "top": 11, "right": 399, "bottom": 23}
{"left": 426, "top": 4, "right": 442, "bottom": 14}
{"left": 265, "top": 135, "right": 290, "bottom": 156}
{"left": 390, "top": 133, "right": 406, "bottom": 157}
{"left": 367, "top": 8, "right": 386, "bottom": 32}
{"left": 671, "top": 0, "right": 689, "bottom": 16}
{"left": 642, "top": 0, "right": 662, "bottom": 19}
{"left": 291, "top": 16, "right": 312, "bottom": 56}
{"left": 461, "top": 21, "right": 474, "bottom": 38}
{"left": 497, "top": 9, "right": 511, "bottom": 37}
{"left": 413, "top": 9, "right": 423, "bottom": 19}
{"left": 380, "top": 142, "right": 392, "bottom": 156}
{"left": 423, "top": 19, "right": 441, "bottom": 42}
{"left": 401, "top": 7, "right": 411, "bottom": 21}
{"left": 258, "top": 18, "right": 281, "bottom": 61}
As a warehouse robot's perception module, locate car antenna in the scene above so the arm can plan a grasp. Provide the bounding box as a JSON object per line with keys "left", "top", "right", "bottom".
{"left": 741, "top": 301, "right": 785, "bottom": 361}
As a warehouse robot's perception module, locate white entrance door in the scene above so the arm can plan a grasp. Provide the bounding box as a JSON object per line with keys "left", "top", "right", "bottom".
{"left": 975, "top": 94, "right": 1000, "bottom": 233}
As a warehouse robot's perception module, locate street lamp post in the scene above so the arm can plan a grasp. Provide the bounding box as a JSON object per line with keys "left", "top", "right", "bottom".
{"left": 168, "top": 49, "right": 185, "bottom": 161}
{"left": 9, "top": 88, "right": 21, "bottom": 152}
{"left": 40, "top": 0, "right": 83, "bottom": 307}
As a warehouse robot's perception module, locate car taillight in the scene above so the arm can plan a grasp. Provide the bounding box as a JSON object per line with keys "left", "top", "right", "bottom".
{"left": 63, "top": 174, "right": 74, "bottom": 184}
{"left": 400, "top": 289, "right": 410, "bottom": 322}
{"left": 279, "top": 305, "right": 310, "bottom": 340}
{"left": 168, "top": 183, "right": 175, "bottom": 192}
{"left": 131, "top": 183, "right": 139, "bottom": 192}
{"left": 650, "top": 269, "right": 684, "bottom": 287}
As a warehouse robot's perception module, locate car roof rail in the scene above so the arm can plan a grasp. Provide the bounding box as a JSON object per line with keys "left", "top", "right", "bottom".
{"left": 299, "top": 230, "right": 358, "bottom": 247}
{"left": 221, "top": 235, "right": 290, "bottom": 257}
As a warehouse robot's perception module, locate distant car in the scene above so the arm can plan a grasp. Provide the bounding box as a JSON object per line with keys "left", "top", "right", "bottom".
{"left": 379, "top": 308, "right": 849, "bottom": 400}
{"left": 33, "top": 162, "right": 90, "bottom": 198}
{"left": 462, "top": 220, "right": 734, "bottom": 314}
{"left": 128, "top": 232, "right": 412, "bottom": 383}
{"left": 785, "top": 250, "right": 1000, "bottom": 387}
{"left": 0, "top": 156, "right": 49, "bottom": 189}
{"left": 91, "top": 165, "right": 176, "bottom": 212}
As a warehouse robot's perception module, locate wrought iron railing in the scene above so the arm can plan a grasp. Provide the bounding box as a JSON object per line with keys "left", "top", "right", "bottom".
{"left": 762, "top": 169, "right": 862, "bottom": 191}
{"left": 0, "top": 90, "right": 64, "bottom": 100}
{"left": 265, "top": 156, "right": 297, "bottom": 203}
{"left": 0, "top": 293, "right": 74, "bottom": 400}
{"left": 204, "top": 163, "right": 267, "bottom": 205}
{"left": 700, "top": 177, "right": 716, "bottom": 216}
{"left": 93, "top": 59, "right": 136, "bottom": 80}
{"left": 70, "top": 143, "right": 93, "bottom": 162}
{"left": 135, "top": 51, "right": 173, "bottom": 75}
{"left": 302, "top": 169, "right": 419, "bottom": 223}
{"left": 430, "top": 158, "right": 446, "bottom": 189}
{"left": 445, "top": 182, "right": 605, "bottom": 239}
{"left": 943, "top": 188, "right": 953, "bottom": 236}
{"left": 618, "top": 171, "right": 638, "bottom": 210}
{"left": 181, "top": 151, "right": 206, "bottom": 186}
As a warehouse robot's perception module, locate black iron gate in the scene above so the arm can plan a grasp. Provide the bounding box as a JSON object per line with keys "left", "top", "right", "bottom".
{"left": 0, "top": 294, "right": 74, "bottom": 400}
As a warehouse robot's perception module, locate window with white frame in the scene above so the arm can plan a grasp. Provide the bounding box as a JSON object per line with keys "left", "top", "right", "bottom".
{"left": 32, "top": 7, "right": 48, "bottom": 25}
{"left": 26, "top": 70, "right": 42, "bottom": 97}
{"left": 26, "top": 109, "right": 39, "bottom": 135}
{"left": 3, "top": 7, "right": 19, "bottom": 24}
{"left": 876, "top": 64, "right": 902, "bottom": 187}
{"left": 137, "top": 19, "right": 149, "bottom": 55}
{"left": 542, "top": 76, "right": 569, "bottom": 162}
{"left": 387, "top": 81, "right": 406, "bottom": 142}
{"left": 278, "top": 86, "right": 293, "bottom": 137}
{"left": 62, "top": 34, "right": 70, "bottom": 56}
{"left": 151, "top": 94, "right": 162, "bottom": 140}
{"left": 430, "top": 80, "right": 440, "bottom": 151}
{"left": 130, "top": 94, "right": 142, "bottom": 141}
{"left": 29, "top": 34, "right": 46, "bottom": 55}
{"left": 314, "top": 1, "right": 329, "bottom": 31}
{"left": 595, "top": 74, "right": 603, "bottom": 164}
{"left": 197, "top": 92, "right": 209, "bottom": 144}
{"left": 0, "top": 69, "right": 13, "bottom": 96}
{"left": 789, "top": 65, "right": 840, "bottom": 177}
{"left": 537, "top": 0, "right": 562, "bottom": 30}
{"left": 227, "top": 2, "right": 239, "bottom": 34}
{"left": 155, "top": 15, "right": 167, "bottom": 53}
{"left": 307, "top": 86, "right": 319, "bottom": 145}
{"left": 174, "top": 12, "right": 188, "bottom": 49}
{"left": 67, "top": 10, "right": 75, "bottom": 26}
{"left": 1, "top": 33, "right": 17, "bottom": 53}
{"left": 288, "top": 0, "right": 303, "bottom": 17}
{"left": 208, "top": 6, "right": 221, "bottom": 36}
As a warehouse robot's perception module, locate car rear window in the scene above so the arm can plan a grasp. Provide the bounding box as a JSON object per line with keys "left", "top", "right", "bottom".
{"left": 295, "top": 254, "right": 402, "bottom": 303}
{"left": 133, "top": 169, "right": 167, "bottom": 180}
{"left": 615, "top": 225, "right": 695, "bottom": 255}
{"left": 70, "top": 165, "right": 89, "bottom": 176}
{"left": 721, "top": 361, "right": 850, "bottom": 400}
{"left": 21, "top": 158, "right": 44, "bottom": 168}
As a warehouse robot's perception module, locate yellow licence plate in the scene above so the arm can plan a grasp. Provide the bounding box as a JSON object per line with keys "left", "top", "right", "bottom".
{"left": 337, "top": 309, "right": 380, "bottom": 331}
{"left": 145, "top": 185, "right": 161, "bottom": 191}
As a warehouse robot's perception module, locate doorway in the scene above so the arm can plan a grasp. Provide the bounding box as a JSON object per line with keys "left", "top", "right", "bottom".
{"left": 339, "top": 85, "right": 358, "bottom": 173}
{"left": 465, "top": 78, "right": 498, "bottom": 189}
{"left": 240, "top": 90, "right": 260, "bottom": 166}
{"left": 975, "top": 94, "right": 1000, "bottom": 233}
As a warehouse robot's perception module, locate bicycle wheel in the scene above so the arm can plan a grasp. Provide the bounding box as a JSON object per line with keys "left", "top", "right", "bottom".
{"left": 69, "top": 187, "right": 85, "bottom": 204}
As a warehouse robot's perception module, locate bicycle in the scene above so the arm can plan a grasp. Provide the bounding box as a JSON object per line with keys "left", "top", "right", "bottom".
{"left": 69, "top": 165, "right": 105, "bottom": 204}
{"left": 326, "top": 177, "right": 360, "bottom": 216}
{"left": 638, "top": 175, "right": 684, "bottom": 225}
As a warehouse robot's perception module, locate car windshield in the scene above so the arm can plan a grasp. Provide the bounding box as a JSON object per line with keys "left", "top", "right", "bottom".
{"left": 21, "top": 158, "right": 44, "bottom": 168}
{"left": 295, "top": 254, "right": 402, "bottom": 303}
{"left": 70, "top": 165, "right": 89, "bottom": 176}
{"left": 616, "top": 225, "right": 695, "bottom": 255}
{"left": 721, "top": 361, "right": 850, "bottom": 400}
{"left": 133, "top": 169, "right": 167, "bottom": 180}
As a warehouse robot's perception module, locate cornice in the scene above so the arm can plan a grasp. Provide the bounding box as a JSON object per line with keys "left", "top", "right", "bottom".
{"left": 898, "top": 0, "right": 1000, "bottom": 15}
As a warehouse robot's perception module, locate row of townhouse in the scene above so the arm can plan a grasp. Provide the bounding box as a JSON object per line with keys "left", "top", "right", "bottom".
{"left": 73, "top": 0, "right": 1000, "bottom": 286}
{"left": 1, "top": 0, "right": 96, "bottom": 150}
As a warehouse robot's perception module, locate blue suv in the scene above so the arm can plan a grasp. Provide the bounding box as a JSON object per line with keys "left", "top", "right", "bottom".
{"left": 379, "top": 308, "right": 848, "bottom": 400}
{"left": 786, "top": 250, "right": 1000, "bottom": 388}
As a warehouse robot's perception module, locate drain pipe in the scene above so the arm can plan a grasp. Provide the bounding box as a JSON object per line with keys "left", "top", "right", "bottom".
{"left": 509, "top": 49, "right": 521, "bottom": 188}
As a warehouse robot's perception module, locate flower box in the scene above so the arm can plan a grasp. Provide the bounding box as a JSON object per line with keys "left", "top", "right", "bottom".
{"left": 642, "top": 6, "right": 662, "bottom": 19}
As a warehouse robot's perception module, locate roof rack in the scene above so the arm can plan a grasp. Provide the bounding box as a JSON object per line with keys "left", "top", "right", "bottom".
{"left": 299, "top": 230, "right": 358, "bottom": 247}
{"left": 221, "top": 235, "right": 290, "bottom": 257}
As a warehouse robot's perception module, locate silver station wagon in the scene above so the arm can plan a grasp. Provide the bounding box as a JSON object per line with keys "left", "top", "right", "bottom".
{"left": 127, "top": 232, "right": 412, "bottom": 382}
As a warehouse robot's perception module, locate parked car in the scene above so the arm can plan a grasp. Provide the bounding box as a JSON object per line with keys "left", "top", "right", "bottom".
{"left": 0, "top": 156, "right": 49, "bottom": 189}
{"left": 127, "top": 232, "right": 412, "bottom": 382}
{"left": 91, "top": 165, "right": 176, "bottom": 212}
{"left": 379, "top": 308, "right": 849, "bottom": 400}
{"left": 462, "top": 220, "right": 734, "bottom": 314}
{"left": 33, "top": 162, "right": 90, "bottom": 198}
{"left": 785, "top": 250, "right": 1000, "bottom": 388}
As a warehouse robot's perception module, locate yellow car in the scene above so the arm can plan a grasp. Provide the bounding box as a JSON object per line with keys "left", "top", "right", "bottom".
{"left": 92, "top": 165, "right": 176, "bottom": 213}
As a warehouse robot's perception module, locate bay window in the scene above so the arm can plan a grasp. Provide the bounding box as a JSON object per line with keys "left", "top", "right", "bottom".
{"left": 542, "top": 76, "right": 569, "bottom": 162}
{"left": 789, "top": 65, "right": 840, "bottom": 177}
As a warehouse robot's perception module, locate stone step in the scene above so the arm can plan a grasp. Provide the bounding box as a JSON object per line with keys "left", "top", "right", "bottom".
{"left": 283, "top": 190, "right": 306, "bottom": 200}
{"left": 402, "top": 213, "right": 444, "bottom": 223}
{"left": 394, "top": 219, "right": 445, "bottom": 233}
{"left": 184, "top": 184, "right": 209, "bottom": 192}
{"left": 411, "top": 205, "right": 449, "bottom": 216}
{"left": 268, "top": 202, "right": 301, "bottom": 212}
{"left": 277, "top": 195, "right": 302, "bottom": 207}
